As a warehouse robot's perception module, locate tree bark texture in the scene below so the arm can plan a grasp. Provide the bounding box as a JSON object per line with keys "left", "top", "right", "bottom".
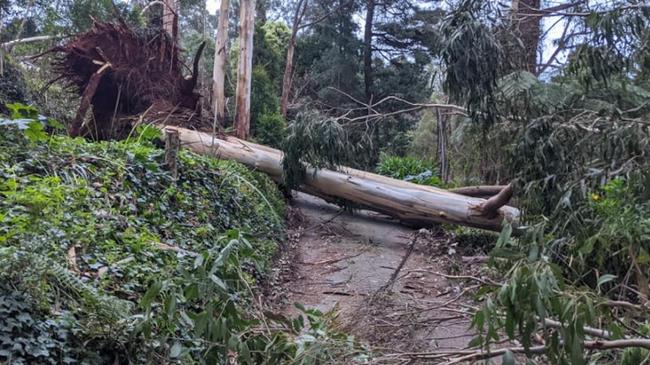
{"left": 511, "top": 0, "right": 541, "bottom": 75}
{"left": 280, "top": 0, "right": 307, "bottom": 119}
{"left": 436, "top": 107, "right": 450, "bottom": 184}
{"left": 212, "top": 0, "right": 230, "bottom": 125}
{"left": 363, "top": 0, "right": 375, "bottom": 101}
{"left": 162, "top": 0, "right": 178, "bottom": 42}
{"left": 234, "top": 0, "right": 255, "bottom": 140}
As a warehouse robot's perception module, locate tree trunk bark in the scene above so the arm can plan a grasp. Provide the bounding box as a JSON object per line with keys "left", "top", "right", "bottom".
{"left": 161, "top": 126, "right": 520, "bottom": 231}
{"left": 162, "top": 0, "right": 179, "bottom": 73}
{"left": 234, "top": 0, "right": 255, "bottom": 140}
{"left": 511, "top": 0, "right": 541, "bottom": 75}
{"left": 363, "top": 0, "right": 375, "bottom": 102}
{"left": 212, "top": 0, "right": 230, "bottom": 126}
{"left": 436, "top": 107, "right": 450, "bottom": 184}
{"left": 280, "top": 40, "right": 295, "bottom": 119}
{"left": 280, "top": 0, "right": 307, "bottom": 119}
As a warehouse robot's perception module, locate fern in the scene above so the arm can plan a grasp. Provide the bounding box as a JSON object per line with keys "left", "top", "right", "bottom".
{"left": 0, "top": 247, "right": 132, "bottom": 322}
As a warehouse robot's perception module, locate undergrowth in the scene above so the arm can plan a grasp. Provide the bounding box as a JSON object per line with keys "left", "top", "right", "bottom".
{"left": 0, "top": 106, "right": 366, "bottom": 364}
{"left": 375, "top": 154, "right": 442, "bottom": 187}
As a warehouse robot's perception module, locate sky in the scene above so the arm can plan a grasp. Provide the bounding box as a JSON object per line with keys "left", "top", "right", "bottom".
{"left": 206, "top": 0, "right": 219, "bottom": 14}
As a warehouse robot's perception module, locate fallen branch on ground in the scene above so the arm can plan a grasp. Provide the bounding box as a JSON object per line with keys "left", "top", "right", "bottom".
{"left": 377, "top": 232, "right": 419, "bottom": 294}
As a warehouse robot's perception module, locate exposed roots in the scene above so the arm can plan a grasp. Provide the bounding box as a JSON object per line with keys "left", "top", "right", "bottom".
{"left": 46, "top": 20, "right": 210, "bottom": 139}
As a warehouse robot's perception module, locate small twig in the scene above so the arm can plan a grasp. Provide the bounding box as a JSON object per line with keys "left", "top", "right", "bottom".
{"left": 303, "top": 250, "right": 365, "bottom": 266}
{"left": 543, "top": 318, "right": 612, "bottom": 339}
{"left": 377, "top": 233, "right": 419, "bottom": 294}
{"left": 305, "top": 208, "right": 344, "bottom": 231}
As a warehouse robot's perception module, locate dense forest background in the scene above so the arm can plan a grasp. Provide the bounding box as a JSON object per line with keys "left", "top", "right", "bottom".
{"left": 1, "top": 0, "right": 650, "bottom": 364}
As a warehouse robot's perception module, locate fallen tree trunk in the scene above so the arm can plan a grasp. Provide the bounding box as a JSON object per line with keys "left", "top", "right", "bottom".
{"left": 162, "top": 126, "right": 519, "bottom": 231}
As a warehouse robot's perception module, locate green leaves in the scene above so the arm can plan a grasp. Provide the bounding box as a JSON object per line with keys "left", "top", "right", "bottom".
{"left": 24, "top": 121, "right": 48, "bottom": 143}
{"left": 133, "top": 124, "right": 162, "bottom": 145}
{"left": 596, "top": 274, "right": 617, "bottom": 290}
{"left": 376, "top": 155, "right": 442, "bottom": 186}
{"left": 139, "top": 281, "right": 162, "bottom": 310}
{"left": 6, "top": 103, "right": 39, "bottom": 120}
{"left": 282, "top": 112, "right": 351, "bottom": 189}
{"left": 0, "top": 125, "right": 290, "bottom": 363}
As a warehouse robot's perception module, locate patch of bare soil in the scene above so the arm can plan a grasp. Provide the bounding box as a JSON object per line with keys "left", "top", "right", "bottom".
{"left": 268, "top": 193, "right": 501, "bottom": 364}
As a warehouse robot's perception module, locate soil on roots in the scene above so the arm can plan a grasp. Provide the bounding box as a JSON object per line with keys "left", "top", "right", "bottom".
{"left": 46, "top": 20, "right": 211, "bottom": 139}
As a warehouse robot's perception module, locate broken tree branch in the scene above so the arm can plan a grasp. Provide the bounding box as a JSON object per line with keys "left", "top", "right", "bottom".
{"left": 449, "top": 185, "right": 508, "bottom": 198}
{"left": 473, "top": 183, "right": 514, "bottom": 219}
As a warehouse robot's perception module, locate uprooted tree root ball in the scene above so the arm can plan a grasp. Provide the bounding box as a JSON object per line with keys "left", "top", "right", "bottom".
{"left": 46, "top": 20, "right": 210, "bottom": 139}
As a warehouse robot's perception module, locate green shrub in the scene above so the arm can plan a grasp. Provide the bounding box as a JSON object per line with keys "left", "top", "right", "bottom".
{"left": 376, "top": 155, "right": 442, "bottom": 186}
{"left": 0, "top": 105, "right": 367, "bottom": 364}
{"left": 0, "top": 116, "right": 288, "bottom": 362}
{"left": 253, "top": 112, "right": 286, "bottom": 148}
{"left": 251, "top": 65, "right": 280, "bottom": 123}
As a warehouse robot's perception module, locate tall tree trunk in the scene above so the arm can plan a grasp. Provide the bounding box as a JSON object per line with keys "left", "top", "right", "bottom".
{"left": 436, "top": 107, "right": 450, "bottom": 184}
{"left": 234, "top": 0, "right": 256, "bottom": 140}
{"left": 511, "top": 0, "right": 541, "bottom": 75}
{"left": 212, "top": 0, "right": 230, "bottom": 125}
{"left": 280, "top": 0, "right": 307, "bottom": 119}
{"left": 363, "top": 0, "right": 375, "bottom": 102}
{"left": 256, "top": 0, "right": 267, "bottom": 24}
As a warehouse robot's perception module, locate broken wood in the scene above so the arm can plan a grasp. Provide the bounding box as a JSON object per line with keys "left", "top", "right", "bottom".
{"left": 472, "top": 184, "right": 514, "bottom": 219}
{"left": 161, "top": 126, "right": 519, "bottom": 231}
{"left": 69, "top": 62, "right": 111, "bottom": 136}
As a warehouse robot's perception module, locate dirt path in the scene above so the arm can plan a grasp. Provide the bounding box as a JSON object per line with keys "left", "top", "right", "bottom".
{"left": 272, "top": 193, "right": 490, "bottom": 364}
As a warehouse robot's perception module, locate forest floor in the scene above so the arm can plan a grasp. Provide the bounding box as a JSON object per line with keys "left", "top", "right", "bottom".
{"left": 266, "top": 193, "right": 499, "bottom": 364}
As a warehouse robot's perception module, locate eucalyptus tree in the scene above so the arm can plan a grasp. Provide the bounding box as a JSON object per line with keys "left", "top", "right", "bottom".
{"left": 234, "top": 0, "right": 255, "bottom": 139}
{"left": 213, "top": 0, "right": 230, "bottom": 125}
